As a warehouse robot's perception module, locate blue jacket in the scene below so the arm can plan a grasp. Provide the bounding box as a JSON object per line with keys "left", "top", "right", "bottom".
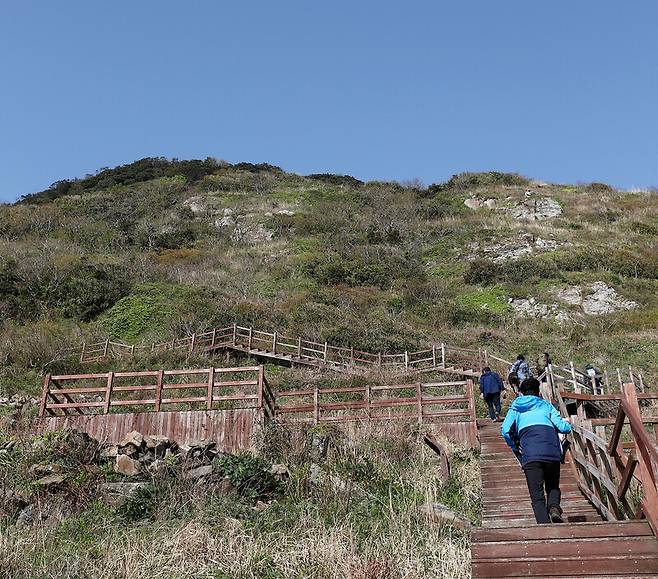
{"left": 510, "top": 359, "right": 532, "bottom": 380}
{"left": 501, "top": 395, "right": 571, "bottom": 464}
{"left": 480, "top": 371, "right": 503, "bottom": 395}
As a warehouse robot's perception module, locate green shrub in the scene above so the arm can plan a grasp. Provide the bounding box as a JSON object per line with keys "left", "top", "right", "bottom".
{"left": 430, "top": 171, "right": 529, "bottom": 192}
{"left": 214, "top": 454, "right": 278, "bottom": 499}
{"left": 116, "top": 483, "right": 156, "bottom": 521}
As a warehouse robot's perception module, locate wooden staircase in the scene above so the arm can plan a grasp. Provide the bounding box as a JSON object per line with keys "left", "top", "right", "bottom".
{"left": 471, "top": 420, "right": 658, "bottom": 577}
{"left": 77, "top": 324, "right": 506, "bottom": 379}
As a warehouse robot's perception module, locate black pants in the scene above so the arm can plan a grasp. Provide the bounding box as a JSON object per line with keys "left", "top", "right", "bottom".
{"left": 484, "top": 392, "right": 501, "bottom": 420}
{"left": 522, "top": 461, "right": 561, "bottom": 524}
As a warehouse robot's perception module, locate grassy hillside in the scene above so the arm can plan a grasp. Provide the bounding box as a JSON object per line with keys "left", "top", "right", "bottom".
{"left": 1, "top": 158, "right": 657, "bottom": 397}
{"left": 1, "top": 158, "right": 657, "bottom": 577}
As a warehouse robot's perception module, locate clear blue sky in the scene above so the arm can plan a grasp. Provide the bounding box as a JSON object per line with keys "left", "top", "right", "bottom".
{"left": 1, "top": 1, "right": 657, "bottom": 201}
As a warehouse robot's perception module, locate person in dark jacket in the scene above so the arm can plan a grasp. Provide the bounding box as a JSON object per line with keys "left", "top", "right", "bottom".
{"left": 501, "top": 377, "right": 572, "bottom": 524}
{"left": 480, "top": 366, "right": 504, "bottom": 421}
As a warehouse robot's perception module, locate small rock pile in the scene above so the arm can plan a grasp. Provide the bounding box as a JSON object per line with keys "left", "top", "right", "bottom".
{"left": 105, "top": 431, "right": 220, "bottom": 478}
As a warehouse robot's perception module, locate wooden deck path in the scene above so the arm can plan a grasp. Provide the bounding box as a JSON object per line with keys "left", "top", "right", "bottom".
{"left": 471, "top": 421, "right": 658, "bottom": 577}
{"left": 76, "top": 324, "right": 504, "bottom": 379}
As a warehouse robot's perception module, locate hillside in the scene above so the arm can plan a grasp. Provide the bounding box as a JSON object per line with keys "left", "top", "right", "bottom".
{"left": 1, "top": 158, "right": 657, "bottom": 394}
{"left": 1, "top": 159, "right": 658, "bottom": 577}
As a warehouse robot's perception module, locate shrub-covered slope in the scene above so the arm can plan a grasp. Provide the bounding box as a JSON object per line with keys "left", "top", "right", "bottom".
{"left": 1, "top": 158, "right": 658, "bottom": 397}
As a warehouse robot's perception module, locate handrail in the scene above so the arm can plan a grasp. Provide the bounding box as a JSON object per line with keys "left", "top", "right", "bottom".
{"left": 74, "top": 323, "right": 498, "bottom": 378}
{"left": 565, "top": 381, "right": 658, "bottom": 536}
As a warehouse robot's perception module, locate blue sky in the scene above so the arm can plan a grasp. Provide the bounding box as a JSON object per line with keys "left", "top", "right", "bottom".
{"left": 1, "top": 1, "right": 657, "bottom": 201}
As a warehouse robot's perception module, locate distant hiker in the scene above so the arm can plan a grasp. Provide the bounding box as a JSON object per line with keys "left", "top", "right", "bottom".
{"left": 585, "top": 364, "right": 602, "bottom": 394}
{"left": 537, "top": 352, "right": 552, "bottom": 376}
{"left": 480, "top": 366, "right": 504, "bottom": 422}
{"left": 501, "top": 377, "right": 572, "bottom": 524}
{"left": 508, "top": 354, "right": 532, "bottom": 391}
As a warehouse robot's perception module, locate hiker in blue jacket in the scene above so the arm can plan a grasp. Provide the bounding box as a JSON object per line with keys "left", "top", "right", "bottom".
{"left": 479, "top": 366, "right": 504, "bottom": 422}
{"left": 501, "top": 377, "right": 572, "bottom": 524}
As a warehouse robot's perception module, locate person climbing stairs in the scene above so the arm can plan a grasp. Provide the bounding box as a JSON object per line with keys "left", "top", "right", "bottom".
{"left": 471, "top": 420, "right": 658, "bottom": 577}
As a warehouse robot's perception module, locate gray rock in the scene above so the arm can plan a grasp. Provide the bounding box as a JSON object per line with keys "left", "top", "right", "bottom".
{"left": 118, "top": 430, "right": 144, "bottom": 450}
{"left": 183, "top": 465, "right": 213, "bottom": 480}
{"left": 36, "top": 474, "right": 67, "bottom": 487}
{"left": 30, "top": 463, "right": 65, "bottom": 477}
{"left": 100, "top": 445, "right": 119, "bottom": 459}
{"left": 270, "top": 463, "right": 290, "bottom": 477}
{"left": 100, "top": 482, "right": 148, "bottom": 507}
{"left": 115, "top": 454, "right": 140, "bottom": 476}
{"left": 510, "top": 197, "right": 562, "bottom": 220}
{"left": 419, "top": 503, "right": 472, "bottom": 530}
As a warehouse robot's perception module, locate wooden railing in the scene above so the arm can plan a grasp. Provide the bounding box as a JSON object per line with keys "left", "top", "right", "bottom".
{"left": 39, "top": 365, "right": 274, "bottom": 420}
{"left": 558, "top": 384, "right": 658, "bottom": 535}
{"left": 38, "top": 367, "right": 476, "bottom": 440}
{"left": 76, "top": 323, "right": 510, "bottom": 378}
{"left": 274, "top": 379, "right": 476, "bottom": 425}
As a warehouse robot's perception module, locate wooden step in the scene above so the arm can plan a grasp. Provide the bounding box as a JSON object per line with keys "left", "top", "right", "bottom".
{"left": 472, "top": 554, "right": 658, "bottom": 577}
{"left": 473, "top": 521, "right": 653, "bottom": 542}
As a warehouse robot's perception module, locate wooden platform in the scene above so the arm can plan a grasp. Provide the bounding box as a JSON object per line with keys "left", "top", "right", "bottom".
{"left": 471, "top": 421, "right": 658, "bottom": 577}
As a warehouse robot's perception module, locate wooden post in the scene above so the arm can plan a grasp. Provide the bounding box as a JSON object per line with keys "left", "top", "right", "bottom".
{"left": 570, "top": 361, "right": 580, "bottom": 394}
{"left": 313, "top": 384, "right": 320, "bottom": 425}
{"left": 405, "top": 351, "right": 409, "bottom": 369}
{"left": 324, "top": 341, "right": 328, "bottom": 362}
{"left": 104, "top": 372, "right": 114, "bottom": 414}
{"left": 232, "top": 323, "right": 237, "bottom": 346}
{"left": 617, "top": 368, "right": 624, "bottom": 391}
{"left": 206, "top": 367, "right": 214, "bottom": 410}
{"left": 211, "top": 327, "right": 217, "bottom": 347}
{"left": 80, "top": 342, "right": 86, "bottom": 364}
{"left": 483, "top": 349, "right": 489, "bottom": 367}
{"left": 432, "top": 344, "right": 437, "bottom": 367}
{"left": 365, "top": 383, "right": 371, "bottom": 419}
{"left": 248, "top": 327, "right": 253, "bottom": 350}
{"left": 378, "top": 352, "right": 382, "bottom": 367}
{"left": 257, "top": 365, "right": 265, "bottom": 419}
{"left": 466, "top": 379, "right": 477, "bottom": 445}
{"left": 350, "top": 346, "right": 354, "bottom": 366}
{"left": 39, "top": 374, "right": 51, "bottom": 417}
{"left": 441, "top": 343, "right": 446, "bottom": 367}
{"left": 131, "top": 344, "right": 135, "bottom": 356}
{"left": 604, "top": 369, "right": 610, "bottom": 393}
{"left": 622, "top": 382, "right": 658, "bottom": 534}
{"left": 103, "top": 338, "right": 110, "bottom": 359}
{"left": 272, "top": 332, "right": 277, "bottom": 354}
{"left": 297, "top": 336, "right": 302, "bottom": 358}
{"left": 416, "top": 382, "right": 423, "bottom": 425}
{"left": 478, "top": 348, "right": 483, "bottom": 370}
{"left": 190, "top": 333, "right": 196, "bottom": 352}
{"left": 155, "top": 369, "right": 164, "bottom": 412}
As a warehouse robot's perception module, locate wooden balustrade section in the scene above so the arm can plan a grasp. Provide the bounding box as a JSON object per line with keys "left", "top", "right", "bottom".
{"left": 557, "top": 383, "right": 658, "bottom": 536}
{"left": 76, "top": 324, "right": 510, "bottom": 379}
{"left": 37, "top": 368, "right": 479, "bottom": 448}
{"left": 39, "top": 366, "right": 274, "bottom": 420}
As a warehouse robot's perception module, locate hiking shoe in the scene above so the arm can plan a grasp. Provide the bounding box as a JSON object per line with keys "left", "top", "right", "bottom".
{"left": 549, "top": 506, "right": 563, "bottom": 523}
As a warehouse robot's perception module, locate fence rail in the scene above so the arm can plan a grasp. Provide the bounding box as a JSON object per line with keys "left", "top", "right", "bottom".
{"left": 38, "top": 366, "right": 477, "bottom": 442}
{"left": 75, "top": 324, "right": 511, "bottom": 378}
{"left": 39, "top": 365, "right": 273, "bottom": 420}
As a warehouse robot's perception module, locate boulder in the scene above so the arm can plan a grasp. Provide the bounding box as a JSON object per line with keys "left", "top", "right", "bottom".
{"left": 144, "top": 434, "right": 176, "bottom": 457}
{"left": 36, "top": 474, "right": 67, "bottom": 488}
{"left": 270, "top": 464, "right": 290, "bottom": 477}
{"left": 183, "top": 465, "right": 213, "bottom": 480}
{"left": 100, "top": 445, "right": 119, "bottom": 459}
{"left": 115, "top": 454, "right": 141, "bottom": 477}
{"left": 419, "top": 503, "right": 472, "bottom": 530}
{"left": 30, "top": 463, "right": 65, "bottom": 477}
{"left": 118, "top": 430, "right": 144, "bottom": 450}
{"left": 100, "top": 482, "right": 148, "bottom": 507}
